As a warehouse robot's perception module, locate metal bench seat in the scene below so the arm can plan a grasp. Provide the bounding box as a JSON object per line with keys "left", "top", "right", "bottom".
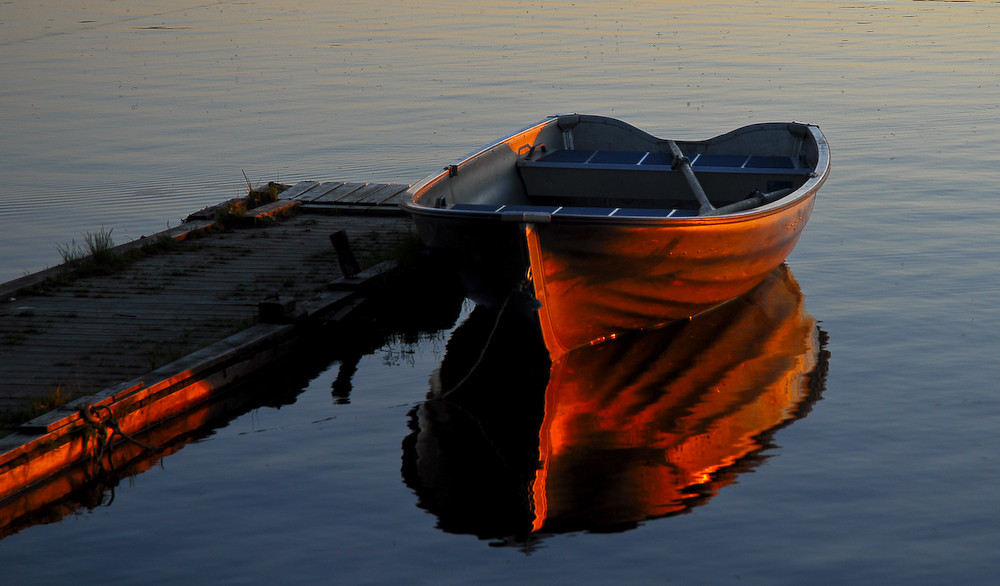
{"left": 516, "top": 149, "right": 809, "bottom": 202}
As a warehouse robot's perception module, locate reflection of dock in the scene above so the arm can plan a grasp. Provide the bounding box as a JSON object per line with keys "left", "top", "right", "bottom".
{"left": 0, "top": 181, "right": 411, "bottom": 505}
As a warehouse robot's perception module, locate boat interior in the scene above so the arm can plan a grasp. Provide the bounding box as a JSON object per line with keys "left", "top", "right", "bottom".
{"left": 516, "top": 147, "right": 812, "bottom": 211}
{"left": 419, "top": 115, "right": 820, "bottom": 217}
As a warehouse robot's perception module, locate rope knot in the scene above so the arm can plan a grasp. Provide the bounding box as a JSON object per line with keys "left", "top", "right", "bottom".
{"left": 78, "top": 403, "right": 155, "bottom": 467}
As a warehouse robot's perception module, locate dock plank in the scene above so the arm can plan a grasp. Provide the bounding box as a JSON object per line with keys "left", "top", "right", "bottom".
{"left": 277, "top": 181, "right": 320, "bottom": 200}
{"left": 376, "top": 184, "right": 410, "bottom": 205}
{"left": 294, "top": 182, "right": 345, "bottom": 202}
{"left": 345, "top": 183, "right": 408, "bottom": 205}
{"left": 335, "top": 183, "right": 383, "bottom": 204}
{"left": 316, "top": 182, "right": 369, "bottom": 203}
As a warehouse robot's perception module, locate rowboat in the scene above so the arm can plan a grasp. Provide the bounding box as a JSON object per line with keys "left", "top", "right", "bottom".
{"left": 400, "top": 114, "right": 830, "bottom": 356}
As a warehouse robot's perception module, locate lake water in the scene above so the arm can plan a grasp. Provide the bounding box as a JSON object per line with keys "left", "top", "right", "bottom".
{"left": 3, "top": 0, "right": 1000, "bottom": 583}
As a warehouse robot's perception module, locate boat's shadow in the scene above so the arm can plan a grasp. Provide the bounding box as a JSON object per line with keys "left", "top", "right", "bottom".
{"left": 401, "top": 264, "right": 829, "bottom": 547}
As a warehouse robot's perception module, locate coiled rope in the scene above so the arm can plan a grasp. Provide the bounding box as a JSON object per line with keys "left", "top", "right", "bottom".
{"left": 79, "top": 404, "right": 155, "bottom": 468}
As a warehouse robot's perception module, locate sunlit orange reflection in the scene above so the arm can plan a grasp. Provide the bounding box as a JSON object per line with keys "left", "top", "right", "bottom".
{"left": 531, "top": 264, "right": 822, "bottom": 533}
{"left": 0, "top": 378, "right": 264, "bottom": 539}
{"left": 404, "top": 264, "right": 827, "bottom": 542}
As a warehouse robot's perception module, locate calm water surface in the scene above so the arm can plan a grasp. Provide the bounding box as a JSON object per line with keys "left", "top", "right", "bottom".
{"left": 3, "top": 1, "right": 1000, "bottom": 583}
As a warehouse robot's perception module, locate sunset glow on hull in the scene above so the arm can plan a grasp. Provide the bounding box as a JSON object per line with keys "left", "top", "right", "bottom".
{"left": 526, "top": 192, "right": 817, "bottom": 356}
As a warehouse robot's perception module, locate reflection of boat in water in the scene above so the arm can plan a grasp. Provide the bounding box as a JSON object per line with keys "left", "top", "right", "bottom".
{"left": 400, "top": 114, "right": 830, "bottom": 355}
{"left": 402, "top": 264, "right": 828, "bottom": 542}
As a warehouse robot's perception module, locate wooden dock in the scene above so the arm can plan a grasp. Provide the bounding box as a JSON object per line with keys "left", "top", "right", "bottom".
{"left": 0, "top": 181, "right": 415, "bottom": 506}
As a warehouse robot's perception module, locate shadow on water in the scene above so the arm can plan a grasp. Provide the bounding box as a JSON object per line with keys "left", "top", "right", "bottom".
{"left": 402, "top": 264, "right": 830, "bottom": 549}
{"left": 0, "top": 254, "right": 468, "bottom": 541}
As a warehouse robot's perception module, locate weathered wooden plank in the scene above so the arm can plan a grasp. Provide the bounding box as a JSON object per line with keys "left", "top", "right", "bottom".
{"left": 312, "top": 182, "right": 369, "bottom": 203}
{"left": 276, "top": 180, "right": 320, "bottom": 200}
{"left": 294, "top": 182, "right": 344, "bottom": 202}
{"left": 333, "top": 183, "right": 385, "bottom": 204}
{"left": 343, "top": 183, "right": 408, "bottom": 205}
{"left": 375, "top": 184, "right": 410, "bottom": 205}
{"left": 248, "top": 198, "right": 301, "bottom": 218}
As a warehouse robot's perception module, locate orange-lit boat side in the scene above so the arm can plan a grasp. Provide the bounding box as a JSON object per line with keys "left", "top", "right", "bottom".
{"left": 526, "top": 191, "right": 816, "bottom": 356}
{"left": 400, "top": 114, "right": 830, "bottom": 355}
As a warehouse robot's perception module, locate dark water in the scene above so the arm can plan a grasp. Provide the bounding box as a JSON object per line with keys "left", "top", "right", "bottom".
{"left": 4, "top": 1, "right": 1000, "bottom": 583}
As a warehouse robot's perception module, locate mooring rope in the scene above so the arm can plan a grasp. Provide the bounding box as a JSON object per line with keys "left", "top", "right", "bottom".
{"left": 438, "top": 279, "right": 534, "bottom": 400}
{"left": 79, "top": 404, "right": 156, "bottom": 468}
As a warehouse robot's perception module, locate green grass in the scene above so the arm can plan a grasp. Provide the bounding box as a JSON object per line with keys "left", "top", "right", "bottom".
{"left": 57, "top": 226, "right": 116, "bottom": 266}
{"left": 20, "top": 230, "right": 183, "bottom": 298}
